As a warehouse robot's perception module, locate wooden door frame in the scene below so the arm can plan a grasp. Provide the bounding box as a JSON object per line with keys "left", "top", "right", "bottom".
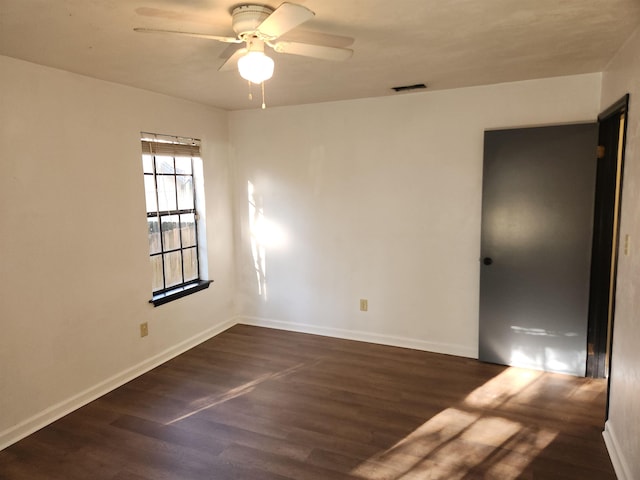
{"left": 586, "top": 95, "right": 629, "bottom": 393}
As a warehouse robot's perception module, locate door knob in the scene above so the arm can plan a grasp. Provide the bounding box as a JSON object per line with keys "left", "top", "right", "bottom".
{"left": 483, "top": 257, "right": 493, "bottom": 265}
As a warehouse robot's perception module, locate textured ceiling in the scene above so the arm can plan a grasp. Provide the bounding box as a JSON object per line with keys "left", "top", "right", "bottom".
{"left": 1, "top": 0, "right": 639, "bottom": 110}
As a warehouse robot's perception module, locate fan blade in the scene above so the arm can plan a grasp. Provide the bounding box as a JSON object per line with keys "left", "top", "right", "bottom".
{"left": 218, "top": 47, "right": 247, "bottom": 71}
{"left": 279, "top": 29, "right": 354, "bottom": 49}
{"left": 272, "top": 41, "right": 353, "bottom": 61}
{"left": 257, "top": 3, "right": 315, "bottom": 39}
{"left": 134, "top": 28, "right": 241, "bottom": 43}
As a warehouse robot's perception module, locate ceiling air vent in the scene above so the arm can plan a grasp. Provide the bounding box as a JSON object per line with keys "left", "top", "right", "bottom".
{"left": 391, "top": 83, "right": 427, "bottom": 92}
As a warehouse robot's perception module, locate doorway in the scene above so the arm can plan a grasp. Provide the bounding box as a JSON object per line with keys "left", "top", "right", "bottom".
{"left": 586, "top": 94, "right": 629, "bottom": 380}
{"left": 478, "top": 123, "right": 598, "bottom": 376}
{"left": 478, "top": 97, "right": 629, "bottom": 380}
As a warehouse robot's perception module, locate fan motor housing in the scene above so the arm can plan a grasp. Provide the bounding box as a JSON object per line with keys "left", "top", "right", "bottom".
{"left": 232, "top": 4, "right": 273, "bottom": 38}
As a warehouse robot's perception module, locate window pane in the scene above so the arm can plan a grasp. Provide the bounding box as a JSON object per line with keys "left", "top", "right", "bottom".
{"left": 156, "top": 155, "right": 174, "bottom": 174}
{"left": 157, "top": 175, "right": 177, "bottom": 211}
{"left": 142, "top": 135, "right": 204, "bottom": 297}
{"left": 148, "top": 217, "right": 161, "bottom": 254}
{"left": 144, "top": 175, "right": 157, "bottom": 212}
{"left": 142, "top": 154, "right": 154, "bottom": 174}
{"left": 150, "top": 255, "right": 164, "bottom": 292}
{"left": 177, "top": 175, "right": 194, "bottom": 210}
{"left": 183, "top": 247, "right": 198, "bottom": 282}
{"left": 161, "top": 215, "right": 180, "bottom": 251}
{"left": 180, "top": 213, "right": 197, "bottom": 247}
{"left": 175, "top": 157, "right": 192, "bottom": 175}
{"left": 164, "top": 251, "right": 183, "bottom": 288}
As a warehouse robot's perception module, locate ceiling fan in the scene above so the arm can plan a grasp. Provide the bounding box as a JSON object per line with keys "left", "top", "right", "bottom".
{"left": 134, "top": 2, "right": 354, "bottom": 87}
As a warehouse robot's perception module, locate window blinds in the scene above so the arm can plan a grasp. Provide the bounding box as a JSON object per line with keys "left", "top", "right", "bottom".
{"left": 141, "top": 140, "right": 201, "bottom": 157}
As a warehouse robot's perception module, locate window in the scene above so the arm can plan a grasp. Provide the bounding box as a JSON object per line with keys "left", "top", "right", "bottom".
{"left": 141, "top": 133, "right": 211, "bottom": 306}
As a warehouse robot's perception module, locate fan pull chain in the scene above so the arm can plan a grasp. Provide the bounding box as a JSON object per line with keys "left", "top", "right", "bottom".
{"left": 248, "top": 80, "right": 253, "bottom": 101}
{"left": 261, "top": 81, "right": 266, "bottom": 110}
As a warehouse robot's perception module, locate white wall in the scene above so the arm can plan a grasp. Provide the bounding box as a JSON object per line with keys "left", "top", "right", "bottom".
{"left": 600, "top": 25, "right": 640, "bottom": 480}
{"left": 230, "top": 74, "right": 602, "bottom": 357}
{"left": 0, "top": 56, "right": 236, "bottom": 448}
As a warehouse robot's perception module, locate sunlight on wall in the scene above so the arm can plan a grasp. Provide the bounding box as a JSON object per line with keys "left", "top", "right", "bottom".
{"left": 248, "top": 181, "right": 267, "bottom": 298}
{"left": 507, "top": 326, "right": 585, "bottom": 375}
{"left": 509, "top": 348, "right": 574, "bottom": 374}
{"left": 510, "top": 326, "right": 578, "bottom": 337}
{"left": 351, "top": 367, "right": 557, "bottom": 479}
{"left": 247, "top": 181, "right": 289, "bottom": 300}
{"left": 486, "top": 202, "right": 554, "bottom": 250}
{"left": 479, "top": 326, "right": 586, "bottom": 375}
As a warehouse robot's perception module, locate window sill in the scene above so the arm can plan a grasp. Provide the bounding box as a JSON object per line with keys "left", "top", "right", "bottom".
{"left": 149, "top": 280, "right": 213, "bottom": 307}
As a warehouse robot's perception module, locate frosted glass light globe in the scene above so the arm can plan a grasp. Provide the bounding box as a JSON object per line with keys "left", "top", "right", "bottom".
{"left": 238, "top": 51, "right": 274, "bottom": 84}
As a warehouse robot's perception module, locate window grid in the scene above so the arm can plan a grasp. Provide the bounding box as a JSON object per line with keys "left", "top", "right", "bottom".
{"left": 145, "top": 155, "right": 200, "bottom": 296}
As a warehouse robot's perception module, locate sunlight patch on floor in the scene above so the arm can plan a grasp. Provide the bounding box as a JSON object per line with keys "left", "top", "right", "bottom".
{"left": 350, "top": 367, "right": 558, "bottom": 479}
{"left": 165, "top": 362, "right": 309, "bottom": 425}
{"left": 464, "top": 367, "right": 542, "bottom": 408}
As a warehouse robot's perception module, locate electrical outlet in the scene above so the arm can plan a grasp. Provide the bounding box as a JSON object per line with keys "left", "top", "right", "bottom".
{"left": 624, "top": 234, "right": 631, "bottom": 256}
{"left": 360, "top": 299, "right": 368, "bottom": 312}
{"left": 140, "top": 322, "right": 149, "bottom": 338}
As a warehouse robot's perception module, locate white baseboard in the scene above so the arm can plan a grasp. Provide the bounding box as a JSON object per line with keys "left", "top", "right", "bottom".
{"left": 603, "top": 420, "right": 632, "bottom": 480}
{"left": 239, "top": 316, "right": 477, "bottom": 359}
{"left": 0, "top": 317, "right": 236, "bottom": 452}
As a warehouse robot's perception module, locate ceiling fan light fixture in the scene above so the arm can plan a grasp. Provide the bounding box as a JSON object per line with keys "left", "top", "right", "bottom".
{"left": 238, "top": 51, "right": 274, "bottom": 84}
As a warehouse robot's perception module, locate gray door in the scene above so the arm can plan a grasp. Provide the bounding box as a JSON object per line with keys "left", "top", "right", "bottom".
{"left": 479, "top": 124, "right": 598, "bottom": 376}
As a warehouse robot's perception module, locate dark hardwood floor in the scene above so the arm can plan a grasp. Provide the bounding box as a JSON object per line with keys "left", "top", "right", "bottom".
{"left": 0, "top": 325, "right": 616, "bottom": 479}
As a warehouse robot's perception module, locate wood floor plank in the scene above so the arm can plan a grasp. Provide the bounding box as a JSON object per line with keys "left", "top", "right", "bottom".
{"left": 0, "top": 325, "right": 616, "bottom": 479}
